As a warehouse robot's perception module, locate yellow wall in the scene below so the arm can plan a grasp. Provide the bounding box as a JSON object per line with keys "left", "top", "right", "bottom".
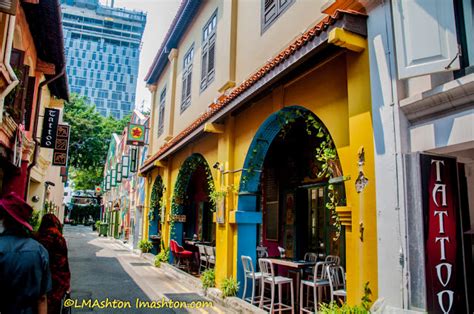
{"left": 235, "top": 0, "right": 325, "bottom": 84}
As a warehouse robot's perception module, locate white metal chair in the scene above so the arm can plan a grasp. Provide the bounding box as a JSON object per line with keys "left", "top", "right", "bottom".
{"left": 259, "top": 258, "right": 294, "bottom": 313}
{"left": 197, "top": 244, "right": 208, "bottom": 273}
{"left": 205, "top": 246, "right": 215, "bottom": 268}
{"left": 241, "top": 255, "right": 270, "bottom": 306}
{"left": 299, "top": 261, "right": 331, "bottom": 313}
{"left": 326, "top": 264, "right": 347, "bottom": 303}
{"left": 325, "top": 255, "right": 340, "bottom": 265}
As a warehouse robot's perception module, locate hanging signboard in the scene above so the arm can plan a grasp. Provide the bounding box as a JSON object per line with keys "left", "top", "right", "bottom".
{"left": 420, "top": 154, "right": 461, "bottom": 314}
{"left": 126, "top": 123, "right": 146, "bottom": 146}
{"left": 40, "top": 108, "right": 60, "bottom": 148}
{"left": 52, "top": 124, "right": 70, "bottom": 166}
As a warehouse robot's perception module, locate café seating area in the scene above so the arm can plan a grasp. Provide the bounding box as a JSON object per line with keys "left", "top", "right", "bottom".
{"left": 242, "top": 247, "right": 346, "bottom": 313}
{"left": 169, "top": 239, "right": 216, "bottom": 275}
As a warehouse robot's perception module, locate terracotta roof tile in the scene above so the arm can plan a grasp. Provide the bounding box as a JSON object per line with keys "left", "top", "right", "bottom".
{"left": 141, "top": 10, "right": 366, "bottom": 172}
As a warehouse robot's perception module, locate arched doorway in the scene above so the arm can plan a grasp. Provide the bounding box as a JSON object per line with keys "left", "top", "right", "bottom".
{"left": 171, "top": 154, "right": 216, "bottom": 246}
{"left": 236, "top": 106, "right": 346, "bottom": 287}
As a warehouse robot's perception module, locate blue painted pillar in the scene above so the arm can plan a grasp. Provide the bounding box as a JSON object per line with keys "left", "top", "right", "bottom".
{"left": 235, "top": 194, "right": 262, "bottom": 298}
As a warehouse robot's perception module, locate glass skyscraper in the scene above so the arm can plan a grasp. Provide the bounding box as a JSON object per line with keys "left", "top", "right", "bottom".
{"left": 60, "top": 0, "right": 146, "bottom": 119}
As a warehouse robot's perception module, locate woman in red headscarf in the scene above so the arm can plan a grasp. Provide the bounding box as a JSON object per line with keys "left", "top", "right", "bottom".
{"left": 35, "top": 214, "right": 71, "bottom": 314}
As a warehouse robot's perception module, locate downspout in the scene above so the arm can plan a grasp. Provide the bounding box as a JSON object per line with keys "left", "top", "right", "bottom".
{"left": 26, "top": 65, "right": 66, "bottom": 175}
{"left": 0, "top": 15, "right": 19, "bottom": 122}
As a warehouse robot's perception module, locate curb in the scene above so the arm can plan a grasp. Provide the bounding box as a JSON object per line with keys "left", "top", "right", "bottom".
{"left": 112, "top": 239, "right": 264, "bottom": 313}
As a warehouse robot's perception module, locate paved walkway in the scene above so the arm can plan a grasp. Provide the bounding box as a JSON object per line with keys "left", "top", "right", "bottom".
{"left": 65, "top": 225, "right": 227, "bottom": 313}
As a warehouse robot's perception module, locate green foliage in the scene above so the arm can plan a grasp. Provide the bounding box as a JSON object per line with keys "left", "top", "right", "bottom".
{"left": 154, "top": 248, "right": 170, "bottom": 267}
{"left": 63, "top": 93, "right": 131, "bottom": 190}
{"left": 95, "top": 220, "right": 101, "bottom": 231}
{"left": 28, "top": 210, "right": 41, "bottom": 232}
{"left": 138, "top": 239, "right": 153, "bottom": 253}
{"left": 361, "top": 281, "right": 373, "bottom": 310}
{"left": 220, "top": 277, "right": 239, "bottom": 298}
{"left": 318, "top": 302, "right": 368, "bottom": 314}
{"left": 319, "top": 282, "right": 372, "bottom": 313}
{"left": 201, "top": 269, "right": 215, "bottom": 290}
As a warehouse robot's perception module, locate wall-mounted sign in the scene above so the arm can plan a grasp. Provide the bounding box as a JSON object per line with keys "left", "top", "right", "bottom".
{"left": 126, "top": 123, "right": 146, "bottom": 146}
{"left": 52, "top": 124, "right": 70, "bottom": 166}
{"left": 170, "top": 215, "right": 186, "bottom": 223}
{"left": 421, "top": 154, "right": 461, "bottom": 314}
{"left": 40, "top": 108, "right": 60, "bottom": 148}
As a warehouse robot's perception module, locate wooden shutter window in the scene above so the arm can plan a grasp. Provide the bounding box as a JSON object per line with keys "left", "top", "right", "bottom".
{"left": 392, "top": 0, "right": 460, "bottom": 79}
{"left": 24, "top": 76, "right": 36, "bottom": 131}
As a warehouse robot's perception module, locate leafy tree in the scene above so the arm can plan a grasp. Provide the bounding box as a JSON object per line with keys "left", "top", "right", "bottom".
{"left": 63, "top": 94, "right": 131, "bottom": 189}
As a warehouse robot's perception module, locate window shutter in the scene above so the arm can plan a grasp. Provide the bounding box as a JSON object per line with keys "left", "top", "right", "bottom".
{"left": 181, "top": 72, "right": 187, "bottom": 106}
{"left": 392, "top": 0, "right": 460, "bottom": 79}
{"left": 187, "top": 70, "right": 192, "bottom": 99}
{"left": 264, "top": 0, "right": 277, "bottom": 25}
{"left": 201, "top": 48, "right": 208, "bottom": 89}
{"left": 207, "top": 40, "right": 215, "bottom": 80}
{"left": 24, "top": 76, "right": 36, "bottom": 131}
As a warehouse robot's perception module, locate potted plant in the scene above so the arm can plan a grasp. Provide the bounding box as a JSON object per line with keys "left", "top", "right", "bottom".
{"left": 138, "top": 239, "right": 153, "bottom": 253}
{"left": 220, "top": 277, "right": 240, "bottom": 298}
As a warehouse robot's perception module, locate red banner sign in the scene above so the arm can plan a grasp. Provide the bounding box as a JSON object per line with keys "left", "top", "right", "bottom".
{"left": 421, "top": 154, "right": 458, "bottom": 313}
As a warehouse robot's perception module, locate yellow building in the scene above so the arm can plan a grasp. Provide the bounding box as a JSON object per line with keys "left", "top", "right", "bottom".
{"left": 141, "top": 0, "right": 377, "bottom": 305}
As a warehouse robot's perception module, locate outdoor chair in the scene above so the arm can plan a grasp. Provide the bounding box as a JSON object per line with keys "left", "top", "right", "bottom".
{"left": 241, "top": 255, "right": 270, "bottom": 306}
{"left": 302, "top": 252, "right": 318, "bottom": 278}
{"left": 259, "top": 258, "right": 294, "bottom": 313}
{"left": 170, "top": 240, "right": 193, "bottom": 272}
{"left": 299, "top": 261, "right": 331, "bottom": 313}
{"left": 205, "top": 245, "right": 215, "bottom": 268}
{"left": 326, "top": 264, "right": 347, "bottom": 303}
{"left": 197, "top": 244, "right": 208, "bottom": 274}
{"left": 325, "top": 255, "right": 340, "bottom": 266}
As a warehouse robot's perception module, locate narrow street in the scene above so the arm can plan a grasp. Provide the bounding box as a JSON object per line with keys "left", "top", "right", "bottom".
{"left": 65, "top": 225, "right": 226, "bottom": 313}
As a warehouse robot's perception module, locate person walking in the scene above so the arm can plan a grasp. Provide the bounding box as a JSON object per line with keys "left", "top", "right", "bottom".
{"left": 36, "top": 213, "right": 71, "bottom": 314}
{"left": 0, "top": 192, "right": 52, "bottom": 314}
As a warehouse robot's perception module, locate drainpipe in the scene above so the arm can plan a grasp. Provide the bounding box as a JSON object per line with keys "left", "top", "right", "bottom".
{"left": 25, "top": 65, "right": 65, "bottom": 200}
{"left": 0, "top": 15, "right": 19, "bottom": 122}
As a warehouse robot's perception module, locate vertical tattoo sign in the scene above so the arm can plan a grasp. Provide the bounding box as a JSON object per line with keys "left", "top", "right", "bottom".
{"left": 40, "top": 108, "right": 60, "bottom": 148}
{"left": 421, "top": 154, "right": 458, "bottom": 314}
{"left": 52, "top": 124, "right": 70, "bottom": 166}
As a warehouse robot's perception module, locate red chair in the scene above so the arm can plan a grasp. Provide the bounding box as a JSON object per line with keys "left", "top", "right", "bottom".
{"left": 170, "top": 240, "right": 193, "bottom": 272}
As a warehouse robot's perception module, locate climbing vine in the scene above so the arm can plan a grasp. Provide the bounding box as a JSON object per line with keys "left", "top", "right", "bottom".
{"left": 170, "top": 154, "right": 216, "bottom": 238}
{"left": 241, "top": 108, "right": 343, "bottom": 240}
{"left": 149, "top": 176, "right": 164, "bottom": 226}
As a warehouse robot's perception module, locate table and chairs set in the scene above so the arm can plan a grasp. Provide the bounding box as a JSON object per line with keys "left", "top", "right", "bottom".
{"left": 169, "top": 239, "right": 216, "bottom": 274}
{"left": 242, "top": 246, "right": 346, "bottom": 313}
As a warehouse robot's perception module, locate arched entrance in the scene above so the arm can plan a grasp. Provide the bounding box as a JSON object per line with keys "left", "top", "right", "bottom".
{"left": 236, "top": 106, "right": 346, "bottom": 289}
{"left": 170, "top": 154, "right": 216, "bottom": 246}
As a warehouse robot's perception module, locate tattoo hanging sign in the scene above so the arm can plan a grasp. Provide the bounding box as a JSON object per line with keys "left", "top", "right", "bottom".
{"left": 40, "top": 108, "right": 60, "bottom": 148}
{"left": 421, "top": 154, "right": 459, "bottom": 314}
